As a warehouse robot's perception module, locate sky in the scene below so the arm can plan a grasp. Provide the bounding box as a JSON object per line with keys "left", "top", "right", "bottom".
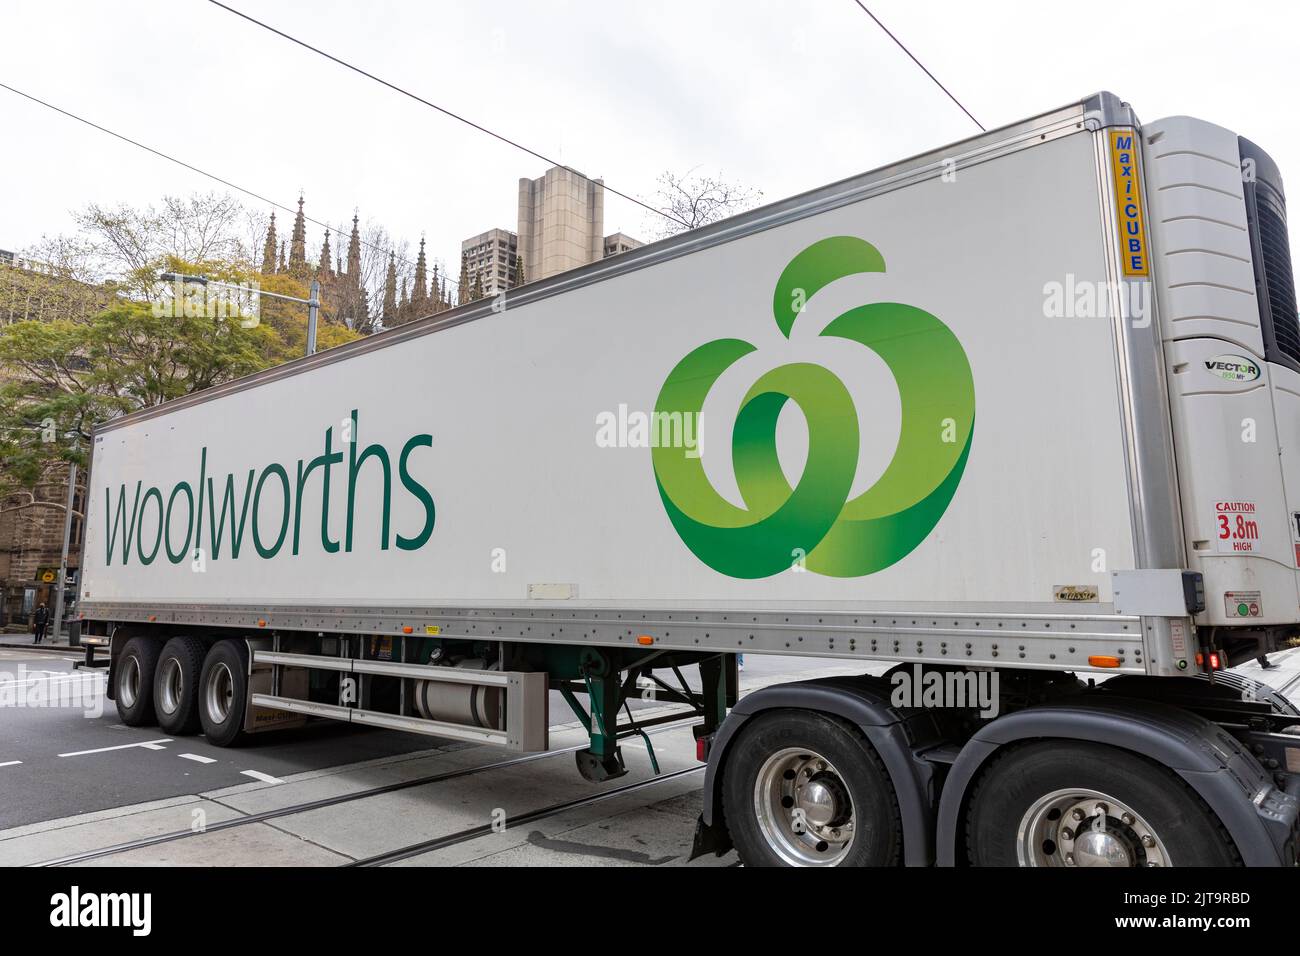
{"left": 1, "top": 0, "right": 1298, "bottom": 279}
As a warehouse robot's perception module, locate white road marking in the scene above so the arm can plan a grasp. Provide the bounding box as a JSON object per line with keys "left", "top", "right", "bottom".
{"left": 0, "top": 760, "right": 21, "bottom": 768}
{"left": 58, "top": 739, "right": 173, "bottom": 757}
{"left": 240, "top": 770, "right": 284, "bottom": 784}
{"left": 179, "top": 753, "right": 217, "bottom": 764}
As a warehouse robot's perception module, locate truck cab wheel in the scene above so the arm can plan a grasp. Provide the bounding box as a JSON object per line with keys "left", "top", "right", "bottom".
{"left": 153, "top": 636, "right": 207, "bottom": 735}
{"left": 198, "top": 640, "right": 250, "bottom": 747}
{"left": 966, "top": 741, "right": 1242, "bottom": 867}
{"left": 115, "top": 636, "right": 161, "bottom": 726}
{"left": 721, "top": 710, "right": 902, "bottom": 867}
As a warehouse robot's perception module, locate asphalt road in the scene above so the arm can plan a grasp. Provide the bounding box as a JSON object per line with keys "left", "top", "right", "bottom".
{"left": 0, "top": 645, "right": 840, "bottom": 831}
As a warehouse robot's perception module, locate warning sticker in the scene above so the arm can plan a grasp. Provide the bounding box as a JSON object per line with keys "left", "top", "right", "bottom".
{"left": 1214, "top": 500, "right": 1260, "bottom": 553}
{"left": 1169, "top": 618, "right": 1187, "bottom": 656}
{"left": 1224, "top": 590, "right": 1262, "bottom": 618}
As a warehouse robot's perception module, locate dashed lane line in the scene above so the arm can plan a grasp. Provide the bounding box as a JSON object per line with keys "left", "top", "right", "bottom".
{"left": 179, "top": 753, "right": 217, "bottom": 765}
{"left": 58, "top": 739, "right": 173, "bottom": 758}
{"left": 240, "top": 770, "right": 284, "bottom": 784}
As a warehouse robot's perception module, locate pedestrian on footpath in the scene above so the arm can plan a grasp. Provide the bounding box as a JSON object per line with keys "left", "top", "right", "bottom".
{"left": 33, "top": 603, "right": 49, "bottom": 644}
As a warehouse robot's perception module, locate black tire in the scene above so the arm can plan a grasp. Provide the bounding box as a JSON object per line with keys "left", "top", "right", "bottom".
{"left": 721, "top": 710, "right": 901, "bottom": 867}
{"left": 966, "top": 741, "right": 1241, "bottom": 867}
{"left": 114, "top": 636, "right": 161, "bottom": 726}
{"left": 197, "top": 640, "right": 250, "bottom": 747}
{"left": 153, "top": 636, "right": 207, "bottom": 735}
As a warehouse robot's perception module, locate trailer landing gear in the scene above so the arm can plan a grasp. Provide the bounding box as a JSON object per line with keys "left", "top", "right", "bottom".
{"left": 575, "top": 747, "right": 627, "bottom": 782}
{"left": 560, "top": 649, "right": 734, "bottom": 783}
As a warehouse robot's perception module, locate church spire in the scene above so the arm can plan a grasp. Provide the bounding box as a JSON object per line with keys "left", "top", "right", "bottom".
{"left": 346, "top": 213, "right": 362, "bottom": 283}
{"left": 382, "top": 252, "right": 398, "bottom": 326}
{"left": 411, "top": 237, "right": 428, "bottom": 310}
{"left": 317, "top": 228, "right": 333, "bottom": 279}
{"left": 261, "top": 212, "right": 278, "bottom": 275}
{"left": 288, "top": 195, "right": 308, "bottom": 275}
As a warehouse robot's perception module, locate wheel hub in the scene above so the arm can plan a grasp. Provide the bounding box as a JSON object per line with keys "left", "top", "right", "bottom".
{"left": 1072, "top": 826, "right": 1132, "bottom": 867}
{"left": 1018, "top": 790, "right": 1168, "bottom": 867}
{"left": 754, "top": 748, "right": 856, "bottom": 866}
{"left": 205, "top": 661, "right": 234, "bottom": 724}
{"left": 119, "top": 656, "right": 140, "bottom": 709}
{"left": 158, "top": 658, "right": 181, "bottom": 715}
{"left": 799, "top": 772, "right": 851, "bottom": 830}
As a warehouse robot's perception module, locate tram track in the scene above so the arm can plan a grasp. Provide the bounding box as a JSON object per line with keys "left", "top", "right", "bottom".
{"left": 33, "top": 713, "right": 698, "bottom": 867}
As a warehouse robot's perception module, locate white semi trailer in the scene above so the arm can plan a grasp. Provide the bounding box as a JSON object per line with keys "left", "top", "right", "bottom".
{"left": 78, "top": 92, "right": 1300, "bottom": 867}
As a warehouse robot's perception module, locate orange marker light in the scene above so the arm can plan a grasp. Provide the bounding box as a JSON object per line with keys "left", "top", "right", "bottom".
{"left": 257, "top": 619, "right": 267, "bottom": 628}
{"left": 147, "top": 614, "right": 157, "bottom": 622}
{"left": 402, "top": 626, "right": 413, "bottom": 634}
{"left": 637, "top": 635, "right": 654, "bottom": 646}
{"left": 1088, "top": 655, "right": 1121, "bottom": 668}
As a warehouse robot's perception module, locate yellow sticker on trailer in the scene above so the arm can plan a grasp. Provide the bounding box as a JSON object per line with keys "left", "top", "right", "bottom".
{"left": 1109, "top": 129, "right": 1150, "bottom": 277}
{"left": 425, "top": 625, "right": 440, "bottom": 636}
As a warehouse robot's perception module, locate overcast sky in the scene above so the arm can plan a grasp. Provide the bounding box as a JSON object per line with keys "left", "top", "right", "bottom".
{"left": 1, "top": 0, "right": 1297, "bottom": 278}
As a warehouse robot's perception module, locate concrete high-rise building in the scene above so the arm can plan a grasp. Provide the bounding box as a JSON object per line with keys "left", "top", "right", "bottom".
{"left": 461, "top": 228, "right": 519, "bottom": 296}
{"left": 517, "top": 166, "right": 606, "bottom": 282}
{"left": 603, "top": 232, "right": 644, "bottom": 258}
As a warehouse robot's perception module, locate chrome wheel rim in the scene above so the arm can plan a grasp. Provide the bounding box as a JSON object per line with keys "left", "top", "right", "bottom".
{"left": 119, "top": 655, "right": 140, "bottom": 709}
{"left": 753, "top": 747, "right": 855, "bottom": 866}
{"left": 158, "top": 657, "right": 182, "bottom": 715}
{"left": 204, "top": 661, "right": 234, "bottom": 725}
{"left": 1018, "top": 788, "right": 1170, "bottom": 867}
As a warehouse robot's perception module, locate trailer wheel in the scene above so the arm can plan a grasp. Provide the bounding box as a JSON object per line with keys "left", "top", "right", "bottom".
{"left": 153, "top": 636, "right": 207, "bottom": 735}
{"left": 721, "top": 710, "right": 901, "bottom": 867}
{"left": 966, "top": 741, "right": 1241, "bottom": 867}
{"left": 115, "top": 637, "right": 161, "bottom": 726}
{"left": 198, "top": 640, "right": 250, "bottom": 747}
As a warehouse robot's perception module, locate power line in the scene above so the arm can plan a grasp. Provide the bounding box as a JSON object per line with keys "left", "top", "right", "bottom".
{"left": 0, "top": 80, "right": 458, "bottom": 287}
{"left": 207, "top": 0, "right": 688, "bottom": 229}
{"left": 848, "top": 1, "right": 985, "bottom": 132}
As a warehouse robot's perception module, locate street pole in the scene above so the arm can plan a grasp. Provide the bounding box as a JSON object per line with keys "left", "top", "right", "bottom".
{"left": 50, "top": 461, "right": 77, "bottom": 641}
{"left": 307, "top": 279, "right": 320, "bottom": 356}
{"left": 158, "top": 273, "right": 320, "bottom": 358}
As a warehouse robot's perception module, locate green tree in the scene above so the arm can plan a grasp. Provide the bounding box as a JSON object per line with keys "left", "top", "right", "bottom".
{"left": 0, "top": 297, "right": 285, "bottom": 500}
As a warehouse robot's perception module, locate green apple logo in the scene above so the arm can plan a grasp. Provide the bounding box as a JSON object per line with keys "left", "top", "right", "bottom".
{"left": 652, "top": 236, "right": 975, "bottom": 578}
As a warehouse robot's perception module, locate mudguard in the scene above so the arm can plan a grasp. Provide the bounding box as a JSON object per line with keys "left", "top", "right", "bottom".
{"left": 933, "top": 695, "right": 1299, "bottom": 867}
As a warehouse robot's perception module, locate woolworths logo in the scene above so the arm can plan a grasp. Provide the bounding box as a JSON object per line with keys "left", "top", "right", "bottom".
{"left": 103, "top": 410, "right": 435, "bottom": 567}
{"left": 652, "top": 237, "right": 975, "bottom": 578}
